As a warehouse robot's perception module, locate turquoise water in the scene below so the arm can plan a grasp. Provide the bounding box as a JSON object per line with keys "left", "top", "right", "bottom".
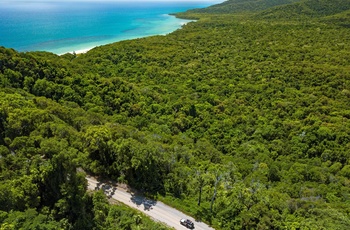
{"left": 0, "top": 1, "right": 216, "bottom": 54}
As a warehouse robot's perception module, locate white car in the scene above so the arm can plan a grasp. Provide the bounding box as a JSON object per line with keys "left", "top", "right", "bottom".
{"left": 180, "top": 218, "right": 194, "bottom": 229}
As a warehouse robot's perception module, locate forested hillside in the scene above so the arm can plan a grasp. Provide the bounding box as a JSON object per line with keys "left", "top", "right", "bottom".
{"left": 1, "top": 0, "right": 350, "bottom": 229}
{"left": 257, "top": 0, "right": 350, "bottom": 19}
{"left": 187, "top": 0, "right": 300, "bottom": 14}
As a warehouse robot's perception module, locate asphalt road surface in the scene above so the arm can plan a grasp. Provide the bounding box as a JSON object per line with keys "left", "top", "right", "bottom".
{"left": 86, "top": 176, "right": 215, "bottom": 230}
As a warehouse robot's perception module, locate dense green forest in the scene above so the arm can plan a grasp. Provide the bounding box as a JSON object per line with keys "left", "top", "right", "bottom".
{"left": 1, "top": 0, "right": 350, "bottom": 229}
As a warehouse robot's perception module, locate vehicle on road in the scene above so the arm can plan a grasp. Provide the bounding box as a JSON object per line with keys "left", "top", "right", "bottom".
{"left": 180, "top": 218, "right": 194, "bottom": 229}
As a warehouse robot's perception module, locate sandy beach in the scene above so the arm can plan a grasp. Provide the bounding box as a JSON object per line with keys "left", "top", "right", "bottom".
{"left": 62, "top": 17, "right": 195, "bottom": 56}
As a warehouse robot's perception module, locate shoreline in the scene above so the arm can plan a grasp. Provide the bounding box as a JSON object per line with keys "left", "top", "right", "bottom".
{"left": 1, "top": 1, "right": 224, "bottom": 56}
{"left": 61, "top": 17, "right": 194, "bottom": 56}
{"left": 70, "top": 48, "right": 94, "bottom": 55}
{"left": 68, "top": 26, "right": 191, "bottom": 56}
{"left": 55, "top": 0, "right": 226, "bottom": 56}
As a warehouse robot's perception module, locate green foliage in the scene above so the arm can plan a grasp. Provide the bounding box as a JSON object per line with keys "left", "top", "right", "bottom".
{"left": 0, "top": 209, "right": 66, "bottom": 230}
{"left": 257, "top": 0, "right": 350, "bottom": 19}
{"left": 186, "top": 0, "right": 301, "bottom": 14}
{"left": 1, "top": 0, "right": 350, "bottom": 228}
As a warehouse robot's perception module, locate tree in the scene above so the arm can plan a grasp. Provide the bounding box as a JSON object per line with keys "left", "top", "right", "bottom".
{"left": 210, "top": 168, "right": 223, "bottom": 213}
{"left": 194, "top": 168, "right": 207, "bottom": 206}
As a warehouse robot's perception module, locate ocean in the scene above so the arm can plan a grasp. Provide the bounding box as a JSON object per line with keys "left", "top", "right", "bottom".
{"left": 0, "top": 1, "right": 217, "bottom": 55}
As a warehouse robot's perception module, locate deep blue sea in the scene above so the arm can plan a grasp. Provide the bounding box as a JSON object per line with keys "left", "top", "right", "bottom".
{"left": 0, "top": 1, "right": 218, "bottom": 54}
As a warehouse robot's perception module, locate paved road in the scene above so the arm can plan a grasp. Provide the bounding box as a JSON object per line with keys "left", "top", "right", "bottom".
{"left": 86, "top": 176, "right": 215, "bottom": 230}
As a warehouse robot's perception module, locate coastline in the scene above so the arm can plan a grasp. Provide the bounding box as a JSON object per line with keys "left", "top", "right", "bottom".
{"left": 1, "top": 1, "right": 223, "bottom": 55}
{"left": 62, "top": 16, "right": 195, "bottom": 56}
{"left": 66, "top": 0, "right": 225, "bottom": 55}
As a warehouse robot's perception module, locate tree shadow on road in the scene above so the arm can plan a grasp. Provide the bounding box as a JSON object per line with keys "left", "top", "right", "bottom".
{"left": 130, "top": 193, "right": 157, "bottom": 211}
{"left": 88, "top": 174, "right": 158, "bottom": 210}
{"left": 93, "top": 179, "right": 117, "bottom": 198}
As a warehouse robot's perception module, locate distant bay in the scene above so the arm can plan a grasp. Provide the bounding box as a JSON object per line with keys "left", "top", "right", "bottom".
{"left": 0, "top": 1, "right": 218, "bottom": 55}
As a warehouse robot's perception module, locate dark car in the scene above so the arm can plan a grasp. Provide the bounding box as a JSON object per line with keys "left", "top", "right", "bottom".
{"left": 180, "top": 218, "right": 194, "bottom": 229}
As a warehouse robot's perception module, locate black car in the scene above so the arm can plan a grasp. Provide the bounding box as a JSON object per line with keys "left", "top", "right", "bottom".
{"left": 180, "top": 218, "right": 194, "bottom": 229}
